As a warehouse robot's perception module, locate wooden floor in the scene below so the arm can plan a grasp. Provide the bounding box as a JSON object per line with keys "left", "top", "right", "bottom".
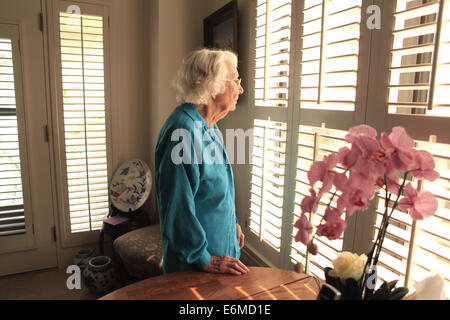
{"left": 0, "top": 248, "right": 263, "bottom": 300}
{"left": 0, "top": 267, "right": 105, "bottom": 300}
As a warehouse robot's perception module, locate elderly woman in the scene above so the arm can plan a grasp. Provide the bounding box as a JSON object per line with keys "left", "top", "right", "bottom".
{"left": 155, "top": 48, "right": 248, "bottom": 275}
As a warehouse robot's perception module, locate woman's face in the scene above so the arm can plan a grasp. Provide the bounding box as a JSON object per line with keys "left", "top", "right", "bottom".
{"left": 212, "top": 60, "right": 244, "bottom": 113}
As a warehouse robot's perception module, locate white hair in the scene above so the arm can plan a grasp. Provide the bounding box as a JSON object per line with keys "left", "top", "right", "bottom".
{"left": 172, "top": 48, "right": 238, "bottom": 105}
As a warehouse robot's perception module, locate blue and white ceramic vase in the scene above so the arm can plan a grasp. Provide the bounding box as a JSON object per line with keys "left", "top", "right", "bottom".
{"left": 73, "top": 248, "right": 95, "bottom": 271}
{"left": 82, "top": 256, "right": 117, "bottom": 293}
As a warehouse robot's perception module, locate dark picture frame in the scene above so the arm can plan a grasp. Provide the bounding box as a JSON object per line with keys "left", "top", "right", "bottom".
{"left": 203, "top": 0, "right": 238, "bottom": 54}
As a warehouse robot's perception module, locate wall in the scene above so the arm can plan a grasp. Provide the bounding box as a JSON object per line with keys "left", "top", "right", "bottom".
{"left": 110, "top": 0, "right": 150, "bottom": 168}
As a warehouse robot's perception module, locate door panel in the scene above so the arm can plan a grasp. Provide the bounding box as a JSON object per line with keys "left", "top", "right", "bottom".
{"left": 0, "top": 0, "right": 57, "bottom": 276}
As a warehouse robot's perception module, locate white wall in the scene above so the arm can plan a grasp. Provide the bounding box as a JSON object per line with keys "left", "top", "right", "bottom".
{"left": 110, "top": 0, "right": 150, "bottom": 167}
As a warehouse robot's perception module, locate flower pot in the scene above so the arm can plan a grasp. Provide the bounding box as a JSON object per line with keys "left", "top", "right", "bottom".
{"left": 73, "top": 248, "right": 95, "bottom": 271}
{"left": 82, "top": 256, "right": 117, "bottom": 294}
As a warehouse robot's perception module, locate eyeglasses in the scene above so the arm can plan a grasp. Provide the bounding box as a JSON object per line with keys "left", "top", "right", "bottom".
{"left": 224, "top": 77, "right": 242, "bottom": 87}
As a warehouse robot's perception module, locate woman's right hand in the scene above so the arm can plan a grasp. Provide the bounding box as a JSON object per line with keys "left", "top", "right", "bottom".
{"left": 203, "top": 255, "right": 249, "bottom": 275}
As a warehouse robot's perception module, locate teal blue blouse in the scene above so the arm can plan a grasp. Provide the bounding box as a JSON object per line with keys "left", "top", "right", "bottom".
{"left": 155, "top": 103, "right": 240, "bottom": 274}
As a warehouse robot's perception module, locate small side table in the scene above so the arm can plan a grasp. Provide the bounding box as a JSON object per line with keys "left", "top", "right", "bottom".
{"left": 99, "top": 209, "right": 150, "bottom": 255}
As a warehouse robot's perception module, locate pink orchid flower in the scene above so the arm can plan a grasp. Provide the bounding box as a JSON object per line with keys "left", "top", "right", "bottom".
{"left": 300, "top": 189, "right": 318, "bottom": 214}
{"left": 333, "top": 172, "right": 348, "bottom": 192}
{"left": 294, "top": 214, "right": 313, "bottom": 245}
{"left": 411, "top": 149, "right": 440, "bottom": 181}
{"left": 317, "top": 208, "right": 347, "bottom": 240}
{"left": 337, "top": 174, "right": 373, "bottom": 215}
{"left": 338, "top": 146, "right": 358, "bottom": 169}
{"left": 345, "top": 124, "right": 378, "bottom": 143}
{"left": 308, "top": 153, "right": 338, "bottom": 198}
{"left": 380, "top": 127, "right": 415, "bottom": 171}
{"left": 352, "top": 136, "right": 380, "bottom": 160}
{"left": 398, "top": 183, "right": 438, "bottom": 220}
{"left": 308, "top": 153, "right": 338, "bottom": 185}
{"left": 345, "top": 124, "right": 380, "bottom": 161}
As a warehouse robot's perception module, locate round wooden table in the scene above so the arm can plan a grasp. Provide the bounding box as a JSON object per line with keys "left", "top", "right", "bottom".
{"left": 100, "top": 267, "right": 322, "bottom": 300}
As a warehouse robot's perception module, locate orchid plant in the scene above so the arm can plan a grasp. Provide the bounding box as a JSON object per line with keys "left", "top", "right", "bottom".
{"left": 294, "top": 125, "right": 440, "bottom": 300}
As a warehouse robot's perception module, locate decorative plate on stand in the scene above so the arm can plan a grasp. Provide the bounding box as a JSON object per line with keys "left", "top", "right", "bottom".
{"left": 109, "top": 159, "right": 152, "bottom": 213}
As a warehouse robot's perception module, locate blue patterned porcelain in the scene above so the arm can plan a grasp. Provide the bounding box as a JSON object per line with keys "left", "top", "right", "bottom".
{"left": 73, "top": 248, "right": 95, "bottom": 271}
{"left": 83, "top": 256, "right": 117, "bottom": 293}
{"left": 110, "top": 159, "right": 152, "bottom": 213}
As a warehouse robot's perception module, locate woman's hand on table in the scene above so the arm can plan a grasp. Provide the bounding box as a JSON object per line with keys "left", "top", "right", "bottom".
{"left": 203, "top": 255, "right": 249, "bottom": 275}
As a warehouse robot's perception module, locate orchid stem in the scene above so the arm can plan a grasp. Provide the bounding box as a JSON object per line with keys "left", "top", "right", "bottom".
{"left": 360, "top": 177, "right": 390, "bottom": 292}
{"left": 373, "top": 171, "right": 409, "bottom": 266}
{"left": 361, "top": 171, "right": 410, "bottom": 296}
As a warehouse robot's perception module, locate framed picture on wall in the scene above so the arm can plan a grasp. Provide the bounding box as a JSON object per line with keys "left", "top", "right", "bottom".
{"left": 203, "top": 0, "right": 238, "bottom": 54}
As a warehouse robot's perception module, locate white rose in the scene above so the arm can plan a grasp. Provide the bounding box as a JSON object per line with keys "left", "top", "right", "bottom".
{"left": 329, "top": 251, "right": 367, "bottom": 281}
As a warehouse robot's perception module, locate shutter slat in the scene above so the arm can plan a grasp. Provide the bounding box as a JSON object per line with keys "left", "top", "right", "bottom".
{"left": 59, "top": 12, "right": 109, "bottom": 233}
{"left": 253, "top": 0, "right": 291, "bottom": 109}
{"left": 388, "top": 0, "right": 450, "bottom": 116}
{"left": 249, "top": 117, "right": 287, "bottom": 252}
{"left": 300, "top": 0, "right": 361, "bottom": 111}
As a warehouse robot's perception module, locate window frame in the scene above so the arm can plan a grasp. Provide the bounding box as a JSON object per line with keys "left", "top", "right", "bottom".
{"left": 0, "top": 23, "right": 36, "bottom": 252}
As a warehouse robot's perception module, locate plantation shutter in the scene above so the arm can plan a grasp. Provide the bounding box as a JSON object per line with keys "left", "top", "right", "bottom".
{"left": 57, "top": 9, "right": 110, "bottom": 233}
{"left": 299, "top": 0, "right": 362, "bottom": 113}
{"left": 388, "top": 0, "right": 449, "bottom": 116}
{"left": 381, "top": 0, "right": 449, "bottom": 141}
{"left": 0, "top": 37, "right": 26, "bottom": 237}
{"left": 373, "top": 138, "right": 450, "bottom": 294}
{"left": 290, "top": 125, "right": 349, "bottom": 278}
{"left": 289, "top": 0, "right": 366, "bottom": 277}
{"left": 247, "top": 0, "right": 450, "bottom": 288}
{"left": 248, "top": 0, "right": 292, "bottom": 262}
{"left": 249, "top": 119, "right": 287, "bottom": 251}
{"left": 409, "top": 140, "right": 450, "bottom": 294}
{"left": 373, "top": 0, "right": 450, "bottom": 292}
{"left": 254, "top": 0, "right": 292, "bottom": 108}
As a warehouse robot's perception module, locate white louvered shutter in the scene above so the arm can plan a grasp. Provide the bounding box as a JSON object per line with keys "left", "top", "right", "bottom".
{"left": 249, "top": 0, "right": 292, "bottom": 261}
{"left": 389, "top": 0, "right": 450, "bottom": 117}
{"left": 290, "top": 125, "right": 349, "bottom": 278}
{"left": 248, "top": 0, "right": 449, "bottom": 288}
{"left": 409, "top": 140, "right": 450, "bottom": 295}
{"left": 373, "top": 139, "right": 450, "bottom": 294}
{"left": 369, "top": 0, "right": 450, "bottom": 295}
{"left": 255, "top": 0, "right": 292, "bottom": 108}
{"left": 58, "top": 11, "right": 109, "bottom": 233}
{"left": 0, "top": 38, "right": 25, "bottom": 237}
{"left": 250, "top": 119, "right": 287, "bottom": 252}
{"left": 290, "top": 0, "right": 364, "bottom": 277}
{"left": 300, "top": 0, "right": 362, "bottom": 112}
